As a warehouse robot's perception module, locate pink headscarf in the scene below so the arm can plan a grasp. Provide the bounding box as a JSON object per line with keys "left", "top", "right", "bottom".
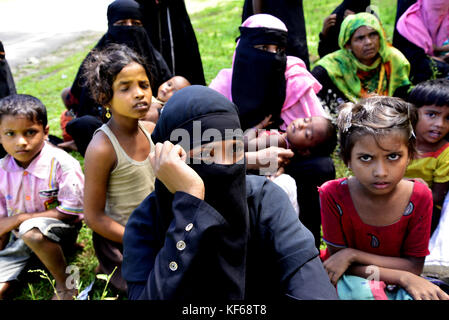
{"left": 397, "top": 0, "right": 449, "bottom": 56}
{"left": 209, "top": 14, "right": 325, "bottom": 130}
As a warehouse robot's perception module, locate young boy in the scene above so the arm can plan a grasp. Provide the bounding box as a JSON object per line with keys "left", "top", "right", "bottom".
{"left": 405, "top": 79, "right": 449, "bottom": 234}
{"left": 0, "top": 94, "right": 84, "bottom": 300}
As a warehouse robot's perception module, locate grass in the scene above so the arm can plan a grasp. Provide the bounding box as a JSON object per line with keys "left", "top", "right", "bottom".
{"left": 8, "top": 0, "right": 397, "bottom": 300}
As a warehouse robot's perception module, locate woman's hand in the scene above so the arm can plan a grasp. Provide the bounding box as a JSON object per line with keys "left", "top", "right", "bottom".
{"left": 399, "top": 272, "right": 449, "bottom": 300}
{"left": 150, "top": 141, "right": 205, "bottom": 200}
{"left": 323, "top": 248, "right": 354, "bottom": 286}
{"left": 322, "top": 14, "right": 337, "bottom": 37}
{"left": 247, "top": 146, "right": 294, "bottom": 175}
{"left": 267, "top": 166, "right": 285, "bottom": 180}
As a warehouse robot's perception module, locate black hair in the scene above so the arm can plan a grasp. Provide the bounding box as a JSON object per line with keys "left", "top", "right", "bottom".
{"left": 308, "top": 118, "right": 338, "bottom": 157}
{"left": 0, "top": 94, "right": 48, "bottom": 128}
{"left": 82, "top": 43, "right": 153, "bottom": 106}
{"left": 408, "top": 79, "right": 449, "bottom": 108}
{"left": 337, "top": 96, "right": 417, "bottom": 166}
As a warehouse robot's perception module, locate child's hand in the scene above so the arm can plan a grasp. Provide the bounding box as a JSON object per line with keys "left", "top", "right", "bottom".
{"left": 254, "top": 114, "right": 273, "bottom": 129}
{"left": 400, "top": 272, "right": 449, "bottom": 300}
{"left": 150, "top": 141, "right": 205, "bottom": 200}
{"left": 323, "top": 248, "right": 354, "bottom": 286}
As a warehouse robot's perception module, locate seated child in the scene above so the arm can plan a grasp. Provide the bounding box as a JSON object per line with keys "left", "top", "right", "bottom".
{"left": 141, "top": 75, "right": 191, "bottom": 124}
{"left": 320, "top": 96, "right": 448, "bottom": 300}
{"left": 405, "top": 79, "right": 449, "bottom": 234}
{"left": 0, "top": 94, "right": 84, "bottom": 300}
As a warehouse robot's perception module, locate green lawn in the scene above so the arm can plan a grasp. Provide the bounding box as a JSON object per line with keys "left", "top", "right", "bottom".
{"left": 9, "top": 0, "right": 396, "bottom": 300}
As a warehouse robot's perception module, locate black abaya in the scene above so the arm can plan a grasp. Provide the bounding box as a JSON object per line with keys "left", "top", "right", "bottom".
{"left": 136, "top": 0, "right": 206, "bottom": 85}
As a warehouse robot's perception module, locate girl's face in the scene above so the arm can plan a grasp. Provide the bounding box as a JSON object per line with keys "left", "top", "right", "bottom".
{"left": 0, "top": 115, "right": 48, "bottom": 168}
{"left": 348, "top": 133, "right": 409, "bottom": 196}
{"left": 415, "top": 104, "right": 449, "bottom": 149}
{"left": 109, "top": 62, "right": 152, "bottom": 120}
{"left": 286, "top": 116, "right": 329, "bottom": 154}
{"left": 346, "top": 26, "right": 380, "bottom": 66}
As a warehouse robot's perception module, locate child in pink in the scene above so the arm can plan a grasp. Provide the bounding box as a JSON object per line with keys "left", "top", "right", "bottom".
{"left": 0, "top": 94, "right": 84, "bottom": 300}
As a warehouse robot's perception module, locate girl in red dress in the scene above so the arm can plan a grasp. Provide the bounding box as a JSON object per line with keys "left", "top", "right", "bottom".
{"left": 319, "top": 96, "right": 449, "bottom": 300}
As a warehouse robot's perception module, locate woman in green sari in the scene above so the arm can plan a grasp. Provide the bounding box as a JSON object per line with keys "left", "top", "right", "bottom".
{"left": 311, "top": 12, "right": 412, "bottom": 116}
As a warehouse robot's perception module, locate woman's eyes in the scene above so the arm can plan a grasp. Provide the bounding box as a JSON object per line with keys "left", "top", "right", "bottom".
{"left": 426, "top": 112, "right": 436, "bottom": 118}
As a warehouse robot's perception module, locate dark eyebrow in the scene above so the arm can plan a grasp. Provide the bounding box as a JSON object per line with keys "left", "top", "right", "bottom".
{"left": 118, "top": 80, "right": 131, "bottom": 86}
{"left": 355, "top": 152, "right": 372, "bottom": 156}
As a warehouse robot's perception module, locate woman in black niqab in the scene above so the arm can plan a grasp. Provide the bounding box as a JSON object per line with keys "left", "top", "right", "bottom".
{"left": 123, "top": 85, "right": 249, "bottom": 300}
{"left": 122, "top": 86, "right": 338, "bottom": 301}
{"left": 0, "top": 40, "right": 16, "bottom": 158}
{"left": 242, "top": 0, "right": 310, "bottom": 69}
{"left": 65, "top": 0, "right": 172, "bottom": 157}
{"left": 0, "top": 41, "right": 16, "bottom": 100}
{"left": 231, "top": 22, "right": 288, "bottom": 130}
{"left": 70, "top": 0, "right": 172, "bottom": 118}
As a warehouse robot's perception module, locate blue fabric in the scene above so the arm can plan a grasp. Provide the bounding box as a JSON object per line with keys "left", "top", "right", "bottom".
{"left": 337, "top": 275, "right": 413, "bottom": 300}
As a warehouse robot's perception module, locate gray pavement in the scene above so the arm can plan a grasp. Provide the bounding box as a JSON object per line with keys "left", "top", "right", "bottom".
{"left": 0, "top": 0, "right": 113, "bottom": 70}
{"left": 0, "top": 0, "right": 218, "bottom": 72}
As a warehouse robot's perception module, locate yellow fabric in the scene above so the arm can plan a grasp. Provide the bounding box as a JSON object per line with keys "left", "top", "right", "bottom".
{"left": 405, "top": 142, "right": 449, "bottom": 187}
{"left": 96, "top": 122, "right": 155, "bottom": 226}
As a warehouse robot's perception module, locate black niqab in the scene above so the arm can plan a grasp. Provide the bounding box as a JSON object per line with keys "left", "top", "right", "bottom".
{"left": 0, "top": 40, "right": 15, "bottom": 158}
{"left": 0, "top": 41, "right": 16, "bottom": 99}
{"left": 231, "top": 26, "right": 287, "bottom": 131}
{"left": 136, "top": 0, "right": 206, "bottom": 85}
{"left": 242, "top": 0, "right": 310, "bottom": 69}
{"left": 107, "top": 0, "right": 142, "bottom": 26}
{"left": 148, "top": 85, "right": 249, "bottom": 299}
{"left": 70, "top": 0, "right": 172, "bottom": 117}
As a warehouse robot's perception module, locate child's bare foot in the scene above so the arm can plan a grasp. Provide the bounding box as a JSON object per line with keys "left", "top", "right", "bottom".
{"left": 57, "top": 140, "right": 78, "bottom": 152}
{"left": 52, "top": 288, "right": 78, "bottom": 300}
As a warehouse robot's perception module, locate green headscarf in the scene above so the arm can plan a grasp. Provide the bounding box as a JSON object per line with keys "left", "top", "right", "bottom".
{"left": 316, "top": 12, "right": 411, "bottom": 102}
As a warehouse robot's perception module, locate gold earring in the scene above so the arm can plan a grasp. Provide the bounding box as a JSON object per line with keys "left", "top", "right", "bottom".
{"left": 105, "top": 107, "right": 111, "bottom": 119}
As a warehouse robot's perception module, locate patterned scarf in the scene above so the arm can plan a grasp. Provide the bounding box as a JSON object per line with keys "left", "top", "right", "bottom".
{"left": 316, "top": 12, "right": 411, "bottom": 102}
